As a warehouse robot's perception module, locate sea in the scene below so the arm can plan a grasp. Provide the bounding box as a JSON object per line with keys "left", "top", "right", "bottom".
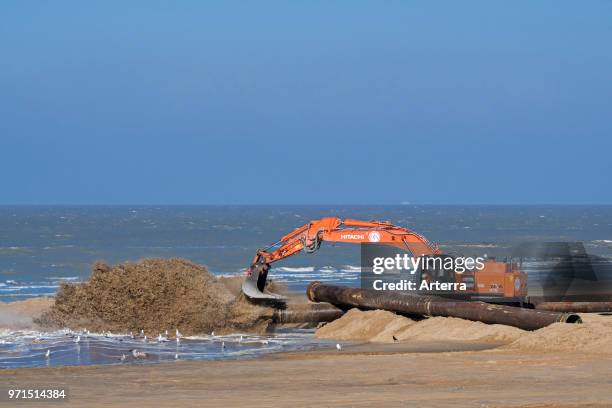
{"left": 1, "top": 205, "right": 612, "bottom": 368}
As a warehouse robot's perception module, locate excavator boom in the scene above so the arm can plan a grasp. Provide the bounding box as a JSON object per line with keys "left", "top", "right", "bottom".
{"left": 242, "top": 217, "right": 441, "bottom": 301}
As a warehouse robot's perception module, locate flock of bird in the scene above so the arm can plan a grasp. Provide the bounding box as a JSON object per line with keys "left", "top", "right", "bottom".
{"left": 39, "top": 327, "right": 299, "bottom": 364}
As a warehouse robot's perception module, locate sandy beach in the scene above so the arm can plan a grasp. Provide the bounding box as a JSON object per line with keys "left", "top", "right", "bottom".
{"left": 3, "top": 344, "right": 612, "bottom": 407}
{"left": 3, "top": 295, "right": 612, "bottom": 407}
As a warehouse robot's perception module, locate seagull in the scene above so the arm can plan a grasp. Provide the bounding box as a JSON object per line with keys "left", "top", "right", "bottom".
{"left": 221, "top": 341, "right": 225, "bottom": 350}
{"left": 336, "top": 343, "right": 342, "bottom": 351}
{"left": 157, "top": 334, "right": 168, "bottom": 342}
{"left": 131, "top": 349, "right": 147, "bottom": 359}
{"left": 140, "top": 329, "right": 144, "bottom": 336}
{"left": 211, "top": 331, "right": 215, "bottom": 337}
{"left": 120, "top": 354, "right": 126, "bottom": 361}
{"left": 74, "top": 336, "right": 81, "bottom": 343}
{"left": 143, "top": 335, "right": 147, "bottom": 342}
{"left": 175, "top": 329, "right": 182, "bottom": 338}
{"left": 174, "top": 353, "right": 179, "bottom": 360}
{"left": 45, "top": 349, "right": 50, "bottom": 358}
{"left": 239, "top": 335, "right": 243, "bottom": 343}
{"left": 165, "top": 330, "right": 168, "bottom": 336}
{"left": 176, "top": 337, "right": 180, "bottom": 344}
{"left": 261, "top": 339, "right": 269, "bottom": 345}
{"left": 130, "top": 331, "right": 135, "bottom": 339}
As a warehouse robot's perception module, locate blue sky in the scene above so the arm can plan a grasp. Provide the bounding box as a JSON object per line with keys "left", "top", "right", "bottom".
{"left": 1, "top": 1, "right": 611, "bottom": 204}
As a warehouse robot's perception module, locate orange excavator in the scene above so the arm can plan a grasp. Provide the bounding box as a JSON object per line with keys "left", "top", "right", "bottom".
{"left": 242, "top": 217, "right": 528, "bottom": 303}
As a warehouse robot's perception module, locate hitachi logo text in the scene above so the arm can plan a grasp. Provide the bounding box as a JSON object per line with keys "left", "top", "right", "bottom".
{"left": 340, "top": 234, "right": 365, "bottom": 240}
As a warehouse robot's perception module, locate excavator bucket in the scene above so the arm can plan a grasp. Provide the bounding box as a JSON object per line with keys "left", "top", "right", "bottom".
{"left": 242, "top": 256, "right": 286, "bottom": 301}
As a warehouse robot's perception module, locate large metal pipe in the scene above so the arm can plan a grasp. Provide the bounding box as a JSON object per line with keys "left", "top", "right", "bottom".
{"left": 272, "top": 303, "right": 344, "bottom": 324}
{"left": 307, "top": 282, "right": 582, "bottom": 331}
{"left": 535, "top": 301, "right": 612, "bottom": 313}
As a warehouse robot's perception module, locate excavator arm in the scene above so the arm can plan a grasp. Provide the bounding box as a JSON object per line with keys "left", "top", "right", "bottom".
{"left": 242, "top": 217, "right": 441, "bottom": 301}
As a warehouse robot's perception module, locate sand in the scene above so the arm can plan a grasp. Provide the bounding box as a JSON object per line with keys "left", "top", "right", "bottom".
{"left": 3, "top": 347, "right": 612, "bottom": 407}
{"left": 4, "top": 281, "right": 612, "bottom": 406}
{"left": 0, "top": 297, "right": 54, "bottom": 330}
{"left": 36, "top": 258, "right": 276, "bottom": 335}
{"left": 504, "top": 313, "right": 612, "bottom": 354}
{"left": 316, "top": 309, "right": 524, "bottom": 344}
{"left": 315, "top": 309, "right": 612, "bottom": 354}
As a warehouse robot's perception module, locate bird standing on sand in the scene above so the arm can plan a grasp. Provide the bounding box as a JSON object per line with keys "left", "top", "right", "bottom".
{"left": 336, "top": 343, "right": 342, "bottom": 351}
{"left": 392, "top": 335, "right": 398, "bottom": 342}
{"left": 45, "top": 349, "right": 50, "bottom": 358}
{"left": 165, "top": 330, "right": 168, "bottom": 336}
{"left": 131, "top": 349, "right": 147, "bottom": 358}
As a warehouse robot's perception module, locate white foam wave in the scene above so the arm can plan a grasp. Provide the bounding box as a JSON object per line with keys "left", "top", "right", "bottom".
{"left": 274, "top": 267, "right": 315, "bottom": 273}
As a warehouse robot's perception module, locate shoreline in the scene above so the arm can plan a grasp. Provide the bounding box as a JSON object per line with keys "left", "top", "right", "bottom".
{"left": 3, "top": 345, "right": 612, "bottom": 407}
{"left": 3, "top": 296, "right": 612, "bottom": 406}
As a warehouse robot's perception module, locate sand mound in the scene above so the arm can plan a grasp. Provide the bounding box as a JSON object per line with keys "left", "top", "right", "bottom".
{"left": 315, "top": 309, "right": 415, "bottom": 343}
{"left": 504, "top": 313, "right": 612, "bottom": 354}
{"left": 315, "top": 309, "right": 524, "bottom": 344}
{"left": 37, "top": 258, "right": 275, "bottom": 335}
{"left": 0, "top": 297, "right": 54, "bottom": 330}
{"left": 316, "top": 308, "right": 612, "bottom": 354}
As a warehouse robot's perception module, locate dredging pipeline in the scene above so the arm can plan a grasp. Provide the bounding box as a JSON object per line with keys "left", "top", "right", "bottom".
{"left": 272, "top": 302, "right": 344, "bottom": 324}
{"left": 534, "top": 301, "right": 612, "bottom": 313}
{"left": 307, "top": 282, "right": 582, "bottom": 331}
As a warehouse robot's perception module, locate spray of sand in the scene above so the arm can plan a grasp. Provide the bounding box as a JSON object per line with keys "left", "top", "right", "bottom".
{"left": 37, "top": 258, "right": 276, "bottom": 335}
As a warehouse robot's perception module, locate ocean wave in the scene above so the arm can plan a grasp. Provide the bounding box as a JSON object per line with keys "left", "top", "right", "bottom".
{"left": 274, "top": 267, "right": 315, "bottom": 273}
{"left": 0, "top": 285, "right": 59, "bottom": 291}
{"left": 452, "top": 244, "right": 500, "bottom": 248}
{"left": 0, "top": 292, "right": 57, "bottom": 298}
{"left": 340, "top": 265, "right": 361, "bottom": 272}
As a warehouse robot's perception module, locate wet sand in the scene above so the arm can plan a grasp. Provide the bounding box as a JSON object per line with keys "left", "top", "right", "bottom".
{"left": 3, "top": 345, "right": 612, "bottom": 407}
{"left": 3, "top": 296, "right": 612, "bottom": 407}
